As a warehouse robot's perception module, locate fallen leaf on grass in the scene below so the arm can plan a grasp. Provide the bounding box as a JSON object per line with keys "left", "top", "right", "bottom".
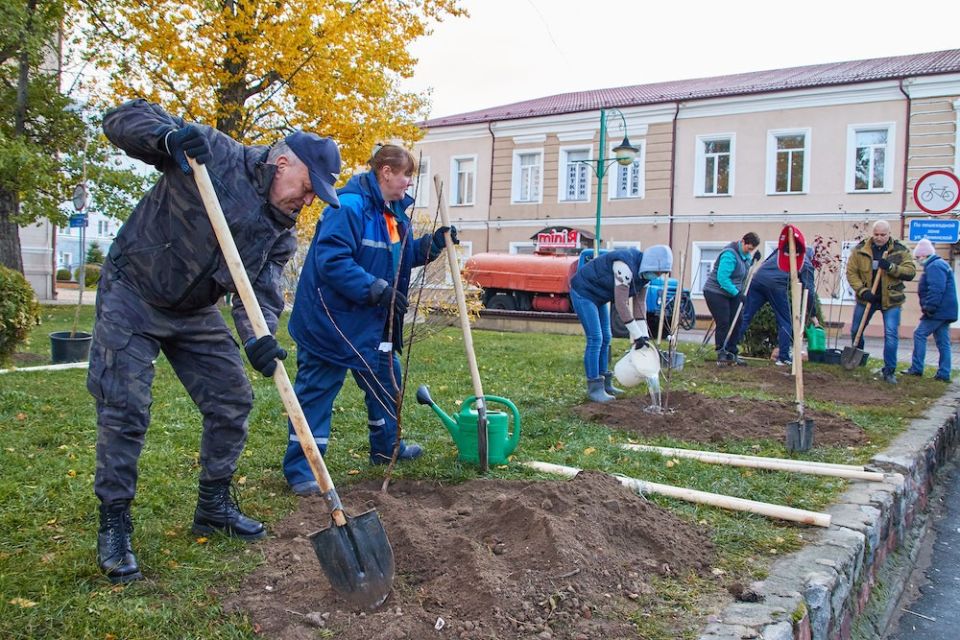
{"left": 195, "top": 537, "right": 208, "bottom": 544}
{"left": 236, "top": 476, "right": 246, "bottom": 485}
{"left": 583, "top": 447, "right": 596, "bottom": 456}
{"left": 9, "top": 597, "right": 37, "bottom": 608}
{"left": 347, "top": 469, "right": 360, "bottom": 475}
{"left": 66, "top": 470, "right": 77, "bottom": 478}
{"left": 15, "top": 412, "right": 27, "bottom": 421}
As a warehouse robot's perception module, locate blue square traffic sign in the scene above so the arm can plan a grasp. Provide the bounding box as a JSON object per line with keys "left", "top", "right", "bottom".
{"left": 908, "top": 218, "right": 960, "bottom": 243}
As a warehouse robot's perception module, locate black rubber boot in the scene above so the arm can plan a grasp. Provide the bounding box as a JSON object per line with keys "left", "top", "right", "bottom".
{"left": 602, "top": 372, "right": 624, "bottom": 396}
{"left": 97, "top": 502, "right": 143, "bottom": 584}
{"left": 192, "top": 478, "right": 267, "bottom": 541}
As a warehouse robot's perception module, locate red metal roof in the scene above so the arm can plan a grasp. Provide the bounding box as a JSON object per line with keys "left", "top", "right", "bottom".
{"left": 422, "top": 49, "right": 960, "bottom": 128}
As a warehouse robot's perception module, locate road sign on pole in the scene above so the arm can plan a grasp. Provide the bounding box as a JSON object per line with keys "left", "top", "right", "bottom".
{"left": 908, "top": 218, "right": 960, "bottom": 243}
{"left": 913, "top": 170, "right": 960, "bottom": 215}
{"left": 68, "top": 214, "right": 87, "bottom": 228}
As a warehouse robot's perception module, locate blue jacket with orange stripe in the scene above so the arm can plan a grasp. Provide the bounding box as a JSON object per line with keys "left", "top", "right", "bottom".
{"left": 288, "top": 172, "right": 437, "bottom": 368}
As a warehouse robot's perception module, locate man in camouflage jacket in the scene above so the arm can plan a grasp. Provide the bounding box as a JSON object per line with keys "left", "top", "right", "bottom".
{"left": 845, "top": 219, "right": 916, "bottom": 384}
{"left": 89, "top": 99, "right": 341, "bottom": 583}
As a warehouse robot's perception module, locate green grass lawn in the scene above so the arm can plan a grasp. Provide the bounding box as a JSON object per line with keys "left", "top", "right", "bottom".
{"left": 0, "top": 306, "right": 946, "bottom": 639}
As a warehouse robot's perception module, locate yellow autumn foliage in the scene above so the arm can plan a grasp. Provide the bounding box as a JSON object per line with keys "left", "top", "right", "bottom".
{"left": 81, "top": 0, "right": 466, "bottom": 228}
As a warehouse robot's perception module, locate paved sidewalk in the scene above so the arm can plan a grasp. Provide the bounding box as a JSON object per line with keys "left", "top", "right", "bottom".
{"left": 44, "top": 287, "right": 97, "bottom": 306}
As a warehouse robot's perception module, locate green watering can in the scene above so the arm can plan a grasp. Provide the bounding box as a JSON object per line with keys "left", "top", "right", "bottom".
{"left": 416, "top": 385, "right": 521, "bottom": 465}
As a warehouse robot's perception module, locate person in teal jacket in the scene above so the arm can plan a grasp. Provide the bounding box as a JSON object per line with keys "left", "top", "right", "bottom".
{"left": 284, "top": 144, "right": 456, "bottom": 496}
{"left": 702, "top": 232, "right": 760, "bottom": 364}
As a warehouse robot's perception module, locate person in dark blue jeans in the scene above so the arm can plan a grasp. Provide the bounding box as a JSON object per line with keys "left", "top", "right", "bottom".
{"left": 569, "top": 245, "right": 673, "bottom": 402}
{"left": 903, "top": 239, "right": 957, "bottom": 382}
{"left": 728, "top": 247, "right": 817, "bottom": 366}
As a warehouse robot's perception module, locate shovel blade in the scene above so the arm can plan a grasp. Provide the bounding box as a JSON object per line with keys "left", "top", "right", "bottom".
{"left": 309, "top": 509, "right": 395, "bottom": 611}
{"left": 785, "top": 418, "right": 815, "bottom": 452}
{"left": 840, "top": 346, "right": 865, "bottom": 371}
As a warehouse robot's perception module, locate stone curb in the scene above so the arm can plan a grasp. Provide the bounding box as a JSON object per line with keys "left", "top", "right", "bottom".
{"left": 698, "top": 384, "right": 960, "bottom": 640}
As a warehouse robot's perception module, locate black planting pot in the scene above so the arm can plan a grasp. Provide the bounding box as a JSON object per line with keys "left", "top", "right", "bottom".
{"left": 50, "top": 331, "right": 93, "bottom": 364}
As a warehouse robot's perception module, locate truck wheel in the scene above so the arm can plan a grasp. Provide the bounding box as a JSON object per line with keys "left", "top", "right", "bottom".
{"left": 487, "top": 293, "right": 517, "bottom": 310}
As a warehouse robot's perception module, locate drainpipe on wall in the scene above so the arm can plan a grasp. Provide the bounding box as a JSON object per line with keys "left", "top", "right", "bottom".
{"left": 897, "top": 79, "right": 912, "bottom": 240}
{"left": 487, "top": 120, "right": 495, "bottom": 251}
{"left": 667, "top": 101, "right": 680, "bottom": 248}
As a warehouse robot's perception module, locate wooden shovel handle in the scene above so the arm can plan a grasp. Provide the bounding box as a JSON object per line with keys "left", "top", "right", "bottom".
{"left": 433, "top": 174, "right": 488, "bottom": 472}
{"left": 190, "top": 161, "right": 346, "bottom": 526}
{"left": 852, "top": 266, "right": 886, "bottom": 346}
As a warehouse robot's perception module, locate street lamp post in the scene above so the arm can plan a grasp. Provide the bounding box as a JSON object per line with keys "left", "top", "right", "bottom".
{"left": 582, "top": 107, "right": 639, "bottom": 257}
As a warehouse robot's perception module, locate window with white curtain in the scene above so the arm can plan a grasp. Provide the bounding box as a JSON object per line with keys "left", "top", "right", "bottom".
{"left": 559, "top": 147, "right": 590, "bottom": 202}
{"left": 512, "top": 150, "right": 543, "bottom": 204}
{"left": 451, "top": 155, "right": 476, "bottom": 206}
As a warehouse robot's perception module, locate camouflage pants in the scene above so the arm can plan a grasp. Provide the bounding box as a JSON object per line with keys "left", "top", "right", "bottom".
{"left": 89, "top": 266, "right": 253, "bottom": 507}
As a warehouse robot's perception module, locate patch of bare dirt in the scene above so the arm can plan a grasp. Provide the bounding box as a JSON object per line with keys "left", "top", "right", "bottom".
{"left": 701, "top": 364, "right": 893, "bottom": 407}
{"left": 574, "top": 391, "right": 867, "bottom": 446}
{"left": 225, "top": 472, "right": 715, "bottom": 640}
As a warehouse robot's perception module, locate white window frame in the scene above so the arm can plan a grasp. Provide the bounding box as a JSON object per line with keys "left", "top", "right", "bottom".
{"left": 766, "top": 128, "right": 811, "bottom": 195}
{"left": 408, "top": 157, "right": 430, "bottom": 209}
{"left": 508, "top": 241, "right": 536, "bottom": 254}
{"left": 60, "top": 252, "right": 72, "bottom": 268}
{"left": 558, "top": 145, "right": 592, "bottom": 203}
{"left": 449, "top": 154, "right": 477, "bottom": 207}
{"left": 695, "top": 134, "right": 735, "bottom": 197}
{"left": 690, "top": 241, "right": 726, "bottom": 298}
{"left": 845, "top": 123, "right": 895, "bottom": 194}
{"left": 608, "top": 141, "right": 645, "bottom": 200}
{"left": 511, "top": 149, "right": 544, "bottom": 204}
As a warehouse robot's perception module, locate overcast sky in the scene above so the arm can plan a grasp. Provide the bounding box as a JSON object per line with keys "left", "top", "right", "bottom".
{"left": 403, "top": 0, "right": 960, "bottom": 119}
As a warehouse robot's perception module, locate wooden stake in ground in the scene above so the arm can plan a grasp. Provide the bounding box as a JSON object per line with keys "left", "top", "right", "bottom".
{"left": 434, "top": 174, "right": 488, "bottom": 473}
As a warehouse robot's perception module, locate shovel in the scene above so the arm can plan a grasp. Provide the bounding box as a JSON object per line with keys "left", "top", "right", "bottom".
{"left": 840, "top": 266, "right": 885, "bottom": 370}
{"left": 190, "top": 160, "right": 394, "bottom": 610}
{"left": 434, "top": 174, "right": 489, "bottom": 472}
{"left": 784, "top": 227, "right": 814, "bottom": 451}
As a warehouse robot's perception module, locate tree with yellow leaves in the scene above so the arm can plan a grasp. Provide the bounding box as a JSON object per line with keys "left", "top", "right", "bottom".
{"left": 80, "top": 0, "right": 464, "bottom": 218}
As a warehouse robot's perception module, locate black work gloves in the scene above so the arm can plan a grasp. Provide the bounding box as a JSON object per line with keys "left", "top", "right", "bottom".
{"left": 244, "top": 335, "right": 287, "bottom": 377}
{"left": 752, "top": 251, "right": 762, "bottom": 264}
{"left": 633, "top": 336, "right": 650, "bottom": 350}
{"left": 877, "top": 257, "right": 892, "bottom": 272}
{"left": 431, "top": 225, "right": 459, "bottom": 253}
{"left": 860, "top": 290, "right": 880, "bottom": 305}
{"left": 369, "top": 279, "right": 409, "bottom": 316}
{"left": 163, "top": 125, "right": 212, "bottom": 175}
{"left": 736, "top": 292, "right": 748, "bottom": 307}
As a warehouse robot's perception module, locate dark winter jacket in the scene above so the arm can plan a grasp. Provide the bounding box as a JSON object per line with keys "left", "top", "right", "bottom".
{"left": 917, "top": 255, "right": 958, "bottom": 322}
{"left": 753, "top": 248, "right": 816, "bottom": 314}
{"left": 570, "top": 249, "right": 645, "bottom": 306}
{"left": 288, "top": 172, "right": 437, "bottom": 369}
{"left": 845, "top": 238, "right": 916, "bottom": 309}
{"left": 102, "top": 99, "right": 296, "bottom": 343}
{"left": 703, "top": 241, "right": 751, "bottom": 298}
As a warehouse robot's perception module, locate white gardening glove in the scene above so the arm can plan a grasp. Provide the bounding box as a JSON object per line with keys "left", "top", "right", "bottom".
{"left": 625, "top": 319, "right": 650, "bottom": 350}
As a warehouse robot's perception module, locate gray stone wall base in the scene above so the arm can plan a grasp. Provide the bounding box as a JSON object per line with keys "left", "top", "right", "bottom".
{"left": 698, "top": 385, "right": 960, "bottom": 640}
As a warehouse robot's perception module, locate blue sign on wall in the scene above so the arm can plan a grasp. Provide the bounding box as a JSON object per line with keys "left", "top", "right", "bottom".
{"left": 68, "top": 214, "right": 87, "bottom": 228}
{"left": 908, "top": 218, "right": 959, "bottom": 243}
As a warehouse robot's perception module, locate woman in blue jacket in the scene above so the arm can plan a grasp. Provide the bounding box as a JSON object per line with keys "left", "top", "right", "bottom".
{"left": 284, "top": 145, "right": 456, "bottom": 496}
{"left": 903, "top": 239, "right": 957, "bottom": 382}
{"left": 569, "top": 245, "right": 673, "bottom": 402}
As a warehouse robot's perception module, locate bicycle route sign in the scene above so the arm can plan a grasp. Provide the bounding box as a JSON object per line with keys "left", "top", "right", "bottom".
{"left": 913, "top": 170, "right": 960, "bottom": 215}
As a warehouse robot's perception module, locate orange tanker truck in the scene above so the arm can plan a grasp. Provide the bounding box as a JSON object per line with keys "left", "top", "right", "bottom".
{"left": 462, "top": 250, "right": 695, "bottom": 339}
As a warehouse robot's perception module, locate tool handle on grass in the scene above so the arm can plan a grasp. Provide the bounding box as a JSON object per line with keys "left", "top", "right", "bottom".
{"left": 191, "top": 161, "right": 346, "bottom": 526}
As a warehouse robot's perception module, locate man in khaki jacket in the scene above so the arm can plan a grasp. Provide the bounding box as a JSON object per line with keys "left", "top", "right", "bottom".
{"left": 845, "top": 220, "right": 916, "bottom": 384}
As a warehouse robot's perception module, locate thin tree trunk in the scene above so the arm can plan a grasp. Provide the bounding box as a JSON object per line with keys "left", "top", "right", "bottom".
{"left": 0, "top": 188, "right": 24, "bottom": 273}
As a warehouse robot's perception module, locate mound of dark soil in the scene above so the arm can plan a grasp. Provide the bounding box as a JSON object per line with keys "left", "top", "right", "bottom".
{"left": 226, "top": 472, "right": 715, "bottom": 640}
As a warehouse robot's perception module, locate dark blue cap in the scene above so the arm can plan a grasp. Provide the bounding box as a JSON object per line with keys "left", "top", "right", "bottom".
{"left": 284, "top": 131, "right": 341, "bottom": 208}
